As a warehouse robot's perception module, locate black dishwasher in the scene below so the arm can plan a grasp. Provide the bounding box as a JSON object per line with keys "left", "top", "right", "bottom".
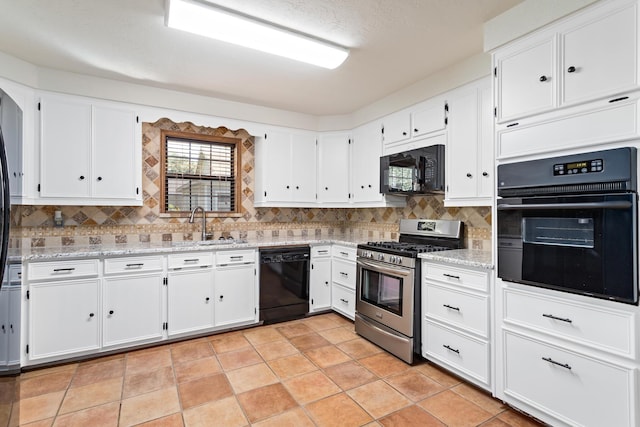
{"left": 259, "top": 246, "right": 310, "bottom": 324}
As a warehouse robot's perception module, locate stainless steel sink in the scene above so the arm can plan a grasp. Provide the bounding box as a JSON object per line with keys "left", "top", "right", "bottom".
{"left": 171, "top": 239, "right": 247, "bottom": 247}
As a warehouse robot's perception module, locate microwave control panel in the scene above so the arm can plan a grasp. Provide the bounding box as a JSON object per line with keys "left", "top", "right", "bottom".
{"left": 553, "top": 158, "right": 603, "bottom": 176}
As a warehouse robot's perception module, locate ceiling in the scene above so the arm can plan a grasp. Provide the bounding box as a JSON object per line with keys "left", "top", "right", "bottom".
{"left": 0, "top": 0, "right": 521, "bottom": 116}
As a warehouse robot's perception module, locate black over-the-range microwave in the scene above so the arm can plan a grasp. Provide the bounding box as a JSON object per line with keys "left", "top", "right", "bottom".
{"left": 380, "top": 144, "right": 445, "bottom": 195}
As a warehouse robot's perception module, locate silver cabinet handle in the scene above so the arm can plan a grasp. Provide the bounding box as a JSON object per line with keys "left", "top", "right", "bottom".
{"left": 443, "top": 344, "right": 460, "bottom": 354}
{"left": 184, "top": 259, "right": 199, "bottom": 263}
{"left": 443, "top": 304, "right": 460, "bottom": 311}
{"left": 53, "top": 268, "right": 75, "bottom": 272}
{"left": 340, "top": 298, "right": 349, "bottom": 304}
{"left": 126, "top": 263, "right": 144, "bottom": 268}
{"left": 443, "top": 273, "right": 460, "bottom": 280}
{"left": 542, "top": 313, "right": 573, "bottom": 323}
{"left": 542, "top": 357, "right": 572, "bottom": 370}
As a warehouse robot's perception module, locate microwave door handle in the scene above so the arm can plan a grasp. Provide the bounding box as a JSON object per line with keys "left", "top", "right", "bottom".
{"left": 497, "top": 201, "right": 633, "bottom": 210}
{"left": 357, "top": 259, "right": 412, "bottom": 277}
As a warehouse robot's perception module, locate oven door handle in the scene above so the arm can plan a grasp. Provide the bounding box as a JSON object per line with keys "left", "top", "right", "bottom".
{"left": 357, "top": 259, "right": 412, "bottom": 277}
{"left": 497, "top": 201, "right": 633, "bottom": 211}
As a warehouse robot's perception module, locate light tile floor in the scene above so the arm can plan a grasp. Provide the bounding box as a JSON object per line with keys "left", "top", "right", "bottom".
{"left": 0, "top": 313, "right": 546, "bottom": 426}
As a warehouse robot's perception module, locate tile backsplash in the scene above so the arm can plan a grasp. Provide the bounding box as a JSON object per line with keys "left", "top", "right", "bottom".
{"left": 12, "top": 118, "right": 492, "bottom": 250}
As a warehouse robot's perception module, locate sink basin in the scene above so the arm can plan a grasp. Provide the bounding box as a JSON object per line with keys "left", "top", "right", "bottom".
{"left": 172, "top": 239, "right": 247, "bottom": 247}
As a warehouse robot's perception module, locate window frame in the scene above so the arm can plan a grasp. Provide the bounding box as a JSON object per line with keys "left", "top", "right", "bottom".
{"left": 159, "top": 129, "right": 242, "bottom": 215}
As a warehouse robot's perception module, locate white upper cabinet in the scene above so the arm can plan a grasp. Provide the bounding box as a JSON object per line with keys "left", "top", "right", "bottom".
{"left": 412, "top": 98, "right": 447, "bottom": 138}
{"left": 494, "top": 0, "right": 640, "bottom": 124}
{"left": 382, "top": 96, "right": 448, "bottom": 155}
{"left": 317, "top": 132, "right": 350, "bottom": 203}
{"left": 92, "top": 105, "right": 139, "bottom": 200}
{"left": 38, "top": 92, "right": 142, "bottom": 205}
{"left": 495, "top": 36, "right": 556, "bottom": 123}
{"left": 382, "top": 109, "right": 411, "bottom": 146}
{"left": 445, "top": 78, "right": 493, "bottom": 206}
{"left": 561, "top": 3, "right": 638, "bottom": 105}
{"left": 254, "top": 129, "right": 317, "bottom": 206}
{"left": 351, "top": 121, "right": 383, "bottom": 203}
{"left": 0, "top": 90, "right": 24, "bottom": 201}
{"left": 0, "top": 78, "right": 36, "bottom": 205}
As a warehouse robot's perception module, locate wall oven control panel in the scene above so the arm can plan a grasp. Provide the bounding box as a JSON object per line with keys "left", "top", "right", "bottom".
{"left": 553, "top": 158, "right": 603, "bottom": 175}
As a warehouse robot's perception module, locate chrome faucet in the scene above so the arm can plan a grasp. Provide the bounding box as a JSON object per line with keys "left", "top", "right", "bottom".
{"left": 188, "top": 206, "right": 208, "bottom": 241}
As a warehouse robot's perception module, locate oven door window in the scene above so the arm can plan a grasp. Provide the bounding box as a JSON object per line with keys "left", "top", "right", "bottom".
{"left": 516, "top": 193, "right": 637, "bottom": 303}
{"left": 523, "top": 217, "right": 594, "bottom": 248}
{"left": 360, "top": 268, "right": 403, "bottom": 316}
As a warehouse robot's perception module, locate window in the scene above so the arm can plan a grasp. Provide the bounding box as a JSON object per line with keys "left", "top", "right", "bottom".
{"left": 160, "top": 130, "right": 241, "bottom": 213}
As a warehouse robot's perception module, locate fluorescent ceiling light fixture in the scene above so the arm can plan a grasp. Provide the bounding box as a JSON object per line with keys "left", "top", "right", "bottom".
{"left": 165, "top": 0, "right": 349, "bottom": 69}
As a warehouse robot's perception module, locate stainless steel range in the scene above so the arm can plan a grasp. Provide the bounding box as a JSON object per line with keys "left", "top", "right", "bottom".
{"left": 355, "top": 219, "right": 464, "bottom": 363}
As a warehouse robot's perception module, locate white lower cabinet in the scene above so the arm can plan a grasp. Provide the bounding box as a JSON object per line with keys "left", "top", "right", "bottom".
{"left": 0, "top": 286, "right": 21, "bottom": 368}
{"left": 167, "top": 253, "right": 215, "bottom": 337}
{"left": 422, "top": 259, "right": 491, "bottom": 390}
{"left": 496, "top": 280, "right": 639, "bottom": 427}
{"left": 331, "top": 284, "right": 355, "bottom": 320}
{"left": 28, "top": 278, "right": 100, "bottom": 361}
{"left": 423, "top": 320, "right": 490, "bottom": 386}
{"left": 214, "top": 249, "right": 257, "bottom": 327}
{"left": 503, "top": 330, "right": 636, "bottom": 427}
{"left": 310, "top": 246, "right": 332, "bottom": 313}
{"left": 331, "top": 245, "right": 356, "bottom": 320}
{"left": 102, "top": 256, "right": 164, "bottom": 348}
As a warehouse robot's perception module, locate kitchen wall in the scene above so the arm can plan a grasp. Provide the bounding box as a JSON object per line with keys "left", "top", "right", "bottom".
{"left": 12, "top": 118, "right": 491, "bottom": 250}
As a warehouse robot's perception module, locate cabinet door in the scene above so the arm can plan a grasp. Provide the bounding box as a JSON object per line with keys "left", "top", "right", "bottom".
{"left": 318, "top": 133, "right": 350, "bottom": 203}
{"left": 0, "top": 289, "right": 8, "bottom": 365}
{"left": 39, "top": 96, "right": 92, "bottom": 198}
{"left": 351, "top": 122, "right": 382, "bottom": 203}
{"left": 29, "top": 279, "right": 100, "bottom": 360}
{"left": 310, "top": 258, "right": 331, "bottom": 312}
{"left": 412, "top": 99, "right": 446, "bottom": 138}
{"left": 382, "top": 110, "right": 411, "bottom": 145}
{"left": 214, "top": 265, "right": 256, "bottom": 327}
{"left": 562, "top": 4, "right": 638, "bottom": 105}
{"left": 262, "top": 130, "right": 292, "bottom": 201}
{"left": 446, "top": 86, "right": 479, "bottom": 200}
{"left": 103, "top": 274, "right": 163, "bottom": 347}
{"left": 477, "top": 84, "right": 494, "bottom": 199}
{"left": 0, "top": 91, "right": 23, "bottom": 198}
{"left": 7, "top": 287, "right": 20, "bottom": 365}
{"left": 92, "top": 105, "right": 139, "bottom": 200}
{"left": 496, "top": 37, "right": 556, "bottom": 122}
{"left": 167, "top": 269, "right": 214, "bottom": 336}
{"left": 290, "top": 132, "right": 317, "bottom": 203}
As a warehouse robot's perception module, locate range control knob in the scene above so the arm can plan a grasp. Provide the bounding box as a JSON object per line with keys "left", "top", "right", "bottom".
{"left": 378, "top": 253, "right": 385, "bottom": 261}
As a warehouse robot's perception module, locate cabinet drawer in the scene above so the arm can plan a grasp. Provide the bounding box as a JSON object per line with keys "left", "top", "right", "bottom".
{"left": 424, "top": 284, "right": 489, "bottom": 337}
{"left": 423, "top": 320, "right": 489, "bottom": 386}
{"left": 104, "top": 255, "right": 163, "bottom": 274}
{"left": 28, "top": 259, "right": 100, "bottom": 281}
{"left": 216, "top": 250, "right": 255, "bottom": 266}
{"left": 331, "top": 284, "right": 355, "bottom": 320}
{"left": 424, "top": 263, "right": 489, "bottom": 292}
{"left": 311, "top": 245, "right": 331, "bottom": 258}
{"left": 332, "top": 245, "right": 356, "bottom": 261}
{"left": 504, "top": 287, "right": 635, "bottom": 357}
{"left": 168, "top": 252, "right": 214, "bottom": 269}
{"left": 332, "top": 259, "right": 356, "bottom": 290}
{"left": 504, "top": 331, "right": 635, "bottom": 427}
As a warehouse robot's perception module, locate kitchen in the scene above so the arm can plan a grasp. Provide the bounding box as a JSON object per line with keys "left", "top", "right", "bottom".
{"left": 0, "top": 0, "right": 639, "bottom": 426}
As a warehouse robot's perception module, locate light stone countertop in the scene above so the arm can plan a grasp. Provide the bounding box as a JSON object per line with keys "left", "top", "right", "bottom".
{"left": 17, "top": 235, "right": 368, "bottom": 262}
{"left": 418, "top": 249, "right": 493, "bottom": 270}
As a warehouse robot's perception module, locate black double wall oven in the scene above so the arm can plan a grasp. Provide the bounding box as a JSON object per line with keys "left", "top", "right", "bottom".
{"left": 497, "top": 147, "right": 638, "bottom": 305}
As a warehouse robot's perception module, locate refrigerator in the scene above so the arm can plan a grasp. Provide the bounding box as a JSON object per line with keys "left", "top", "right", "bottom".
{"left": 0, "top": 88, "right": 19, "bottom": 374}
